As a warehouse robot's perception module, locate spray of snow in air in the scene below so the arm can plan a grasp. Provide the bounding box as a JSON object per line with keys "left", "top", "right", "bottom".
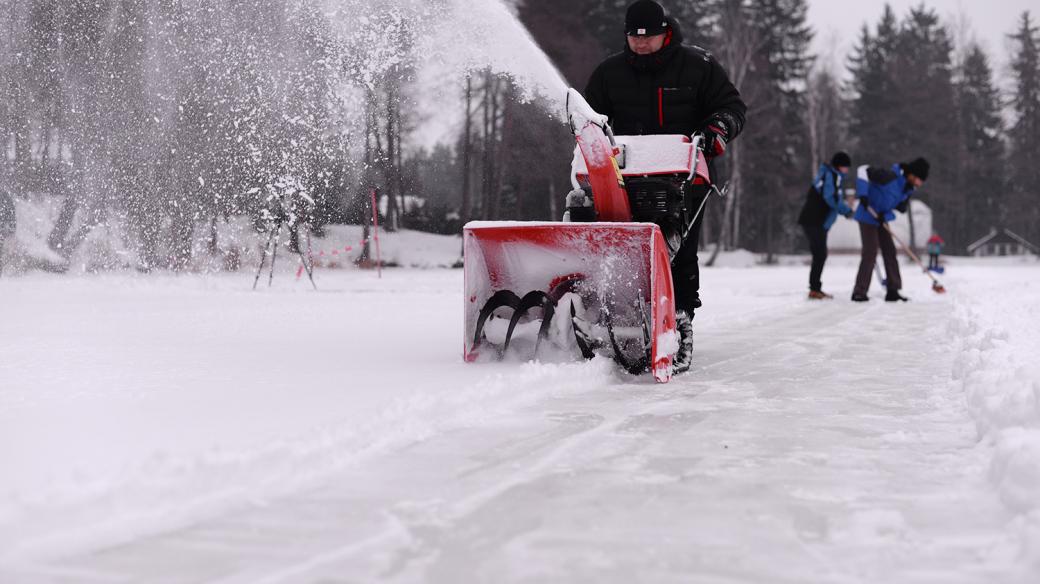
{"left": 324, "top": 0, "right": 571, "bottom": 116}
{"left": 1, "top": 0, "right": 570, "bottom": 274}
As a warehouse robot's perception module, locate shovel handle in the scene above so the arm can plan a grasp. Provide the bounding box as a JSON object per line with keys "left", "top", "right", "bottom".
{"left": 865, "top": 207, "right": 946, "bottom": 290}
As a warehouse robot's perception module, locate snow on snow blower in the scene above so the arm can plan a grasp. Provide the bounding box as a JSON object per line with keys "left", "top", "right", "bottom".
{"left": 463, "top": 89, "right": 717, "bottom": 383}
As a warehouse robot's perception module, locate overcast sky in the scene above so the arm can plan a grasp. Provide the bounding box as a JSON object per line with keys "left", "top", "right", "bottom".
{"left": 808, "top": 0, "right": 1035, "bottom": 76}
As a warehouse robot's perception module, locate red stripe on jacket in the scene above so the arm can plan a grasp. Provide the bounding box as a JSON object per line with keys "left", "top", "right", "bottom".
{"left": 658, "top": 88, "right": 664, "bottom": 127}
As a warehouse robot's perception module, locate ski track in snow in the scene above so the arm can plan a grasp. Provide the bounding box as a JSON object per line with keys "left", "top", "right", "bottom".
{"left": 1, "top": 257, "right": 1039, "bottom": 582}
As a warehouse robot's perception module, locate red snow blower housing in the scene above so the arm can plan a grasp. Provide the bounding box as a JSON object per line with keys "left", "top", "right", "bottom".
{"left": 463, "top": 89, "right": 718, "bottom": 383}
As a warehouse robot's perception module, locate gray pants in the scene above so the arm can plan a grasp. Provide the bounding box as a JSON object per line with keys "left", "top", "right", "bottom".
{"left": 854, "top": 222, "right": 901, "bottom": 296}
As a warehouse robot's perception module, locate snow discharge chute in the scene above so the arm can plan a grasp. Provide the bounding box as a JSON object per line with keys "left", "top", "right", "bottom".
{"left": 463, "top": 89, "right": 718, "bottom": 383}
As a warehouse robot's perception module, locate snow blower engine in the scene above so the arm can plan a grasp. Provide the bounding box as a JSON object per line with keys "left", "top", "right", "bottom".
{"left": 463, "top": 89, "right": 717, "bottom": 383}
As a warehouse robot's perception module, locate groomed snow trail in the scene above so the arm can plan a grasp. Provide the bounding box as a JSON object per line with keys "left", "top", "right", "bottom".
{"left": 1, "top": 261, "right": 1036, "bottom": 583}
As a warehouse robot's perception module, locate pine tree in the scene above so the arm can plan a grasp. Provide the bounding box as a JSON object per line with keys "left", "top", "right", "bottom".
{"left": 519, "top": 0, "right": 610, "bottom": 86}
{"left": 849, "top": 5, "right": 957, "bottom": 249}
{"left": 740, "top": 0, "right": 814, "bottom": 259}
{"left": 1007, "top": 12, "right": 1040, "bottom": 245}
{"left": 953, "top": 43, "right": 1004, "bottom": 250}
{"left": 584, "top": 0, "right": 632, "bottom": 56}
{"left": 847, "top": 5, "right": 900, "bottom": 164}
{"left": 890, "top": 6, "right": 957, "bottom": 249}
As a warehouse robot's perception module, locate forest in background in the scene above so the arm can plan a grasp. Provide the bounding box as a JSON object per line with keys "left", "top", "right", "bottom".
{"left": 1, "top": 0, "right": 1038, "bottom": 270}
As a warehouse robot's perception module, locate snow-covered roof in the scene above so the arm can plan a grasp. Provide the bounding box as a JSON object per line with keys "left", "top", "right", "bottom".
{"left": 967, "top": 228, "right": 1039, "bottom": 254}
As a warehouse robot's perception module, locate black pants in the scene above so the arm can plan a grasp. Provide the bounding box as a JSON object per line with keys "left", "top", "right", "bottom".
{"left": 854, "top": 222, "right": 902, "bottom": 296}
{"left": 801, "top": 223, "right": 828, "bottom": 292}
{"left": 928, "top": 254, "right": 939, "bottom": 270}
{"left": 670, "top": 188, "right": 708, "bottom": 314}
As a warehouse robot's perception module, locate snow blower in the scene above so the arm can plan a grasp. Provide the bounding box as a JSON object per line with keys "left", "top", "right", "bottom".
{"left": 463, "top": 89, "right": 718, "bottom": 383}
{"left": 866, "top": 208, "right": 947, "bottom": 294}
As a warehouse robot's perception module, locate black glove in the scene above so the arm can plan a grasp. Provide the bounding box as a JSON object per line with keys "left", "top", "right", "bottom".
{"left": 860, "top": 199, "right": 884, "bottom": 224}
{"left": 843, "top": 210, "right": 854, "bottom": 219}
{"left": 700, "top": 118, "right": 730, "bottom": 159}
{"left": 896, "top": 197, "right": 911, "bottom": 213}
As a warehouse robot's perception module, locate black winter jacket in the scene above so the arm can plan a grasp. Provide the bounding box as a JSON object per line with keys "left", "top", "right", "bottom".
{"left": 584, "top": 18, "right": 746, "bottom": 139}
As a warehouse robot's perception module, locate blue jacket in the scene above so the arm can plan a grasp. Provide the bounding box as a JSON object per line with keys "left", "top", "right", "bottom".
{"left": 814, "top": 164, "right": 851, "bottom": 230}
{"left": 853, "top": 164, "right": 913, "bottom": 226}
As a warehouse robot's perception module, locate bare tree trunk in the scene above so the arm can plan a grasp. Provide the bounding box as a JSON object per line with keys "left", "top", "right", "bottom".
{"left": 383, "top": 84, "right": 400, "bottom": 232}
{"left": 495, "top": 79, "right": 511, "bottom": 218}
{"left": 732, "top": 177, "right": 741, "bottom": 249}
{"left": 708, "top": 191, "right": 735, "bottom": 266}
{"left": 481, "top": 71, "right": 492, "bottom": 220}
{"left": 461, "top": 76, "right": 473, "bottom": 223}
{"left": 48, "top": 149, "right": 85, "bottom": 251}
{"left": 13, "top": 110, "right": 30, "bottom": 189}
{"left": 169, "top": 205, "right": 194, "bottom": 270}
{"left": 548, "top": 181, "right": 558, "bottom": 220}
{"left": 706, "top": 0, "right": 765, "bottom": 258}
{"left": 357, "top": 189, "right": 372, "bottom": 264}
{"left": 207, "top": 215, "right": 219, "bottom": 255}
{"left": 49, "top": 193, "right": 79, "bottom": 251}
{"left": 707, "top": 142, "right": 743, "bottom": 266}
{"left": 765, "top": 189, "right": 776, "bottom": 264}
{"left": 394, "top": 94, "right": 405, "bottom": 230}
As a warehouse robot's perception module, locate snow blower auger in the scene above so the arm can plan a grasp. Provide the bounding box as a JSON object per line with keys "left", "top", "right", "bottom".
{"left": 463, "top": 89, "right": 717, "bottom": 383}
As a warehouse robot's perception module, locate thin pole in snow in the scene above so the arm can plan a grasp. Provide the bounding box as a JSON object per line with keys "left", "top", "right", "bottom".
{"left": 371, "top": 189, "right": 382, "bottom": 279}
{"left": 268, "top": 222, "right": 281, "bottom": 288}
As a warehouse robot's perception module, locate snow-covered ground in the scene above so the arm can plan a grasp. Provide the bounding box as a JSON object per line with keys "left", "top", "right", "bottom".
{"left": 1, "top": 254, "right": 1039, "bottom": 583}
{"left": 5, "top": 195, "right": 463, "bottom": 274}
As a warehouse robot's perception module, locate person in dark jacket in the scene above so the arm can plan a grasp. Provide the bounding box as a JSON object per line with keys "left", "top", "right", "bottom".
{"left": 0, "top": 188, "right": 16, "bottom": 276}
{"left": 798, "top": 152, "right": 852, "bottom": 299}
{"left": 851, "top": 158, "right": 930, "bottom": 302}
{"left": 583, "top": 0, "right": 746, "bottom": 319}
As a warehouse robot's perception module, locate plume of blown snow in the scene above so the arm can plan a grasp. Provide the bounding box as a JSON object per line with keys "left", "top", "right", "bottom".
{"left": 323, "top": 0, "right": 570, "bottom": 118}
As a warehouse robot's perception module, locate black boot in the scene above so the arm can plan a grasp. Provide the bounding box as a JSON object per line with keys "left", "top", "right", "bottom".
{"left": 885, "top": 289, "right": 910, "bottom": 302}
{"left": 851, "top": 293, "right": 869, "bottom": 302}
{"left": 673, "top": 310, "right": 694, "bottom": 373}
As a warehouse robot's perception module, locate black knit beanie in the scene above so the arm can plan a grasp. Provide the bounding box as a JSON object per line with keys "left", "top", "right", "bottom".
{"left": 830, "top": 151, "right": 851, "bottom": 168}
{"left": 903, "top": 157, "right": 930, "bottom": 181}
{"left": 626, "top": 0, "right": 668, "bottom": 36}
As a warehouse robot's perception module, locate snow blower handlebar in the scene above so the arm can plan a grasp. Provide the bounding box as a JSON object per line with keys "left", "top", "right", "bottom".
{"left": 864, "top": 206, "right": 947, "bottom": 294}
{"left": 679, "top": 133, "right": 728, "bottom": 246}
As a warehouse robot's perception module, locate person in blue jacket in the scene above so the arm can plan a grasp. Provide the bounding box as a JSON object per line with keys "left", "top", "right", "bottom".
{"left": 851, "top": 157, "right": 930, "bottom": 302}
{"left": 797, "top": 151, "right": 852, "bottom": 299}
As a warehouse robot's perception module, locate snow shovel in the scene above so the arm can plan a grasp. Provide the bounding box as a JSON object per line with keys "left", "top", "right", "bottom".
{"left": 874, "top": 262, "right": 887, "bottom": 288}
{"left": 865, "top": 208, "right": 947, "bottom": 294}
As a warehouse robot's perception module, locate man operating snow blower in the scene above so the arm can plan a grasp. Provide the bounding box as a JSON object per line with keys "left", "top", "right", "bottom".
{"left": 462, "top": 1, "right": 746, "bottom": 381}
{"left": 582, "top": 0, "right": 746, "bottom": 359}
